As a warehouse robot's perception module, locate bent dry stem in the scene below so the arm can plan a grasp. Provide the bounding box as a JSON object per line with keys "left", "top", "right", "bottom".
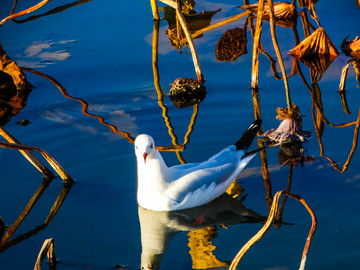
{"left": 230, "top": 190, "right": 317, "bottom": 270}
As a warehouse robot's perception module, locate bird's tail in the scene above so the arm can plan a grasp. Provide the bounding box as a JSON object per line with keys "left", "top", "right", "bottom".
{"left": 234, "top": 119, "right": 262, "bottom": 151}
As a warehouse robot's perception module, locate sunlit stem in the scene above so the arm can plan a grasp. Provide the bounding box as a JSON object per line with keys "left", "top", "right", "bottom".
{"left": 251, "top": 0, "right": 265, "bottom": 90}
{"left": 0, "top": 141, "right": 73, "bottom": 182}
{"left": 175, "top": 0, "right": 204, "bottom": 82}
{"left": 159, "top": 0, "right": 204, "bottom": 81}
{"left": 179, "top": 11, "right": 251, "bottom": 44}
{"left": 229, "top": 191, "right": 317, "bottom": 270}
{"left": 0, "top": 127, "right": 54, "bottom": 178}
{"left": 268, "top": 0, "right": 291, "bottom": 110}
{"left": 0, "top": 0, "right": 51, "bottom": 26}
{"left": 308, "top": 0, "right": 321, "bottom": 28}
{"left": 339, "top": 62, "right": 351, "bottom": 92}
{"left": 34, "top": 238, "right": 56, "bottom": 270}
{"left": 150, "top": 0, "right": 160, "bottom": 20}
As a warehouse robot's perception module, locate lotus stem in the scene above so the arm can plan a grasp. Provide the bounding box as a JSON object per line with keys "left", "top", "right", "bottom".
{"left": 251, "top": 0, "right": 266, "bottom": 90}
{"left": 34, "top": 238, "right": 56, "bottom": 270}
{"left": 174, "top": 0, "right": 204, "bottom": 82}
{"left": 0, "top": 141, "right": 73, "bottom": 182}
{"left": 230, "top": 191, "right": 317, "bottom": 270}
{"left": 179, "top": 11, "right": 251, "bottom": 44}
{"left": 150, "top": 0, "right": 160, "bottom": 20}
{"left": 0, "top": 0, "right": 51, "bottom": 26}
{"left": 0, "top": 127, "right": 54, "bottom": 178}
{"left": 268, "top": 0, "right": 291, "bottom": 110}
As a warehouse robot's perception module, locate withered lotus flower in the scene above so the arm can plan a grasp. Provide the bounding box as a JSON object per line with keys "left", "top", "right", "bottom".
{"left": 289, "top": 27, "right": 340, "bottom": 74}
{"left": 240, "top": 2, "right": 297, "bottom": 28}
{"left": 264, "top": 104, "right": 311, "bottom": 142}
{"left": 341, "top": 36, "right": 360, "bottom": 60}
{"left": 169, "top": 78, "right": 206, "bottom": 108}
{"left": 215, "top": 28, "right": 247, "bottom": 62}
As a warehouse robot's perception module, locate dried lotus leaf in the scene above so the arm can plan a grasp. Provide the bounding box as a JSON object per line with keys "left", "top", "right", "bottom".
{"left": 240, "top": 2, "right": 297, "bottom": 28}
{"left": 289, "top": 27, "right": 339, "bottom": 73}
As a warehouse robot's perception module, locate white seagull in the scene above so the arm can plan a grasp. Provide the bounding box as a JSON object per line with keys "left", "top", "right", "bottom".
{"left": 134, "top": 120, "right": 262, "bottom": 211}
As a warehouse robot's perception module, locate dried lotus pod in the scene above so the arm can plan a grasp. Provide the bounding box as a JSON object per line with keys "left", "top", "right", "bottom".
{"left": 215, "top": 28, "right": 247, "bottom": 61}
{"left": 341, "top": 36, "right": 360, "bottom": 60}
{"left": 239, "top": 1, "right": 297, "bottom": 28}
{"left": 289, "top": 27, "right": 339, "bottom": 73}
{"left": 169, "top": 78, "right": 206, "bottom": 108}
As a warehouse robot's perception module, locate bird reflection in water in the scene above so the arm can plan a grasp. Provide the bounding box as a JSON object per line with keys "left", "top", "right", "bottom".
{"left": 138, "top": 190, "right": 266, "bottom": 270}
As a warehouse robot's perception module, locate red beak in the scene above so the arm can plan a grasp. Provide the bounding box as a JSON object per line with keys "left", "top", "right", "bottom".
{"left": 143, "top": 152, "right": 148, "bottom": 164}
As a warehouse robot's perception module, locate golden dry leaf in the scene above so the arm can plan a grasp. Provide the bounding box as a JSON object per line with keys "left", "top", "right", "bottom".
{"left": 289, "top": 27, "right": 340, "bottom": 73}
{"left": 341, "top": 36, "right": 360, "bottom": 60}
{"left": 240, "top": 2, "right": 297, "bottom": 28}
{"left": 0, "top": 43, "right": 30, "bottom": 90}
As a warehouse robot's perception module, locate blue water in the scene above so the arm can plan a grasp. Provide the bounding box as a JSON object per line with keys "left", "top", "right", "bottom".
{"left": 1, "top": 0, "right": 360, "bottom": 269}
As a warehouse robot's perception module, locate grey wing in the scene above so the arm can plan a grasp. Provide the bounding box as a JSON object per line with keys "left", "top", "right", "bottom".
{"left": 168, "top": 145, "right": 239, "bottom": 179}
{"left": 165, "top": 162, "right": 237, "bottom": 203}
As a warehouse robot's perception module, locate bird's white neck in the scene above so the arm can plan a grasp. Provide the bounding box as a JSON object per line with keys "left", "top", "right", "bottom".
{"left": 137, "top": 150, "right": 169, "bottom": 208}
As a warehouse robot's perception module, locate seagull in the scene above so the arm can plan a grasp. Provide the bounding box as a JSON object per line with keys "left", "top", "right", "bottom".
{"left": 134, "top": 120, "right": 262, "bottom": 211}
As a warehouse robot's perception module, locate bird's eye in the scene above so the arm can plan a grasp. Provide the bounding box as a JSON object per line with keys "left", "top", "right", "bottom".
{"left": 150, "top": 143, "right": 153, "bottom": 149}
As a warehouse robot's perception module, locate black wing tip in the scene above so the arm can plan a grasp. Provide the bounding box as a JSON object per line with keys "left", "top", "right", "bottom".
{"left": 235, "top": 119, "right": 262, "bottom": 151}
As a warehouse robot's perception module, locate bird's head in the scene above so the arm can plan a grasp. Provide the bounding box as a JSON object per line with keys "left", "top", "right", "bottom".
{"left": 134, "top": 134, "right": 156, "bottom": 164}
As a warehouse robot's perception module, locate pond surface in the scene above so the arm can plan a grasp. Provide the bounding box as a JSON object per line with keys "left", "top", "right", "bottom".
{"left": 1, "top": 0, "right": 360, "bottom": 269}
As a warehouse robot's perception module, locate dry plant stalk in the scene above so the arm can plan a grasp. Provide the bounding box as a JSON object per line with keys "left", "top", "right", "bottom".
{"left": 267, "top": 0, "right": 291, "bottom": 109}
{"left": 0, "top": 138, "right": 73, "bottom": 182}
{"left": 174, "top": 0, "right": 204, "bottom": 82}
{"left": 0, "top": 0, "right": 51, "bottom": 26}
{"left": 229, "top": 190, "right": 317, "bottom": 270}
{"left": 34, "top": 238, "right": 56, "bottom": 270}
{"left": 160, "top": 0, "right": 204, "bottom": 81}
{"left": 312, "top": 107, "right": 360, "bottom": 173}
{"left": 0, "top": 127, "right": 54, "bottom": 178}
{"left": 179, "top": 11, "right": 251, "bottom": 44}
{"left": 251, "top": 0, "right": 266, "bottom": 90}
{"left": 150, "top": 0, "right": 160, "bottom": 20}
